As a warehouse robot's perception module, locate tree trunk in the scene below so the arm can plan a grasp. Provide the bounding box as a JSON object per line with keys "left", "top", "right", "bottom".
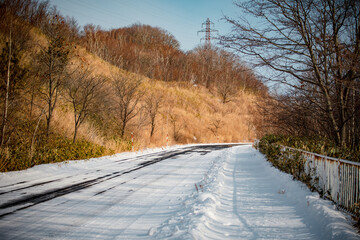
{"left": 121, "top": 122, "right": 126, "bottom": 138}
{"left": 73, "top": 126, "right": 78, "bottom": 144}
{"left": 73, "top": 110, "right": 84, "bottom": 144}
{"left": 46, "top": 67, "right": 53, "bottom": 138}
{"left": 351, "top": 89, "right": 356, "bottom": 150}
{"left": 150, "top": 117, "right": 155, "bottom": 137}
{"left": 46, "top": 105, "right": 52, "bottom": 138}
{"left": 1, "top": 26, "right": 12, "bottom": 148}
{"left": 73, "top": 112, "right": 78, "bottom": 144}
{"left": 30, "top": 106, "right": 46, "bottom": 160}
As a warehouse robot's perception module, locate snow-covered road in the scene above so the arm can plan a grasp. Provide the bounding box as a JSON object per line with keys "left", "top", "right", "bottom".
{"left": 0, "top": 144, "right": 359, "bottom": 239}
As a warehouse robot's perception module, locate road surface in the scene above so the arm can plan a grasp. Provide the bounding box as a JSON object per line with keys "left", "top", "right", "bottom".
{"left": 0, "top": 144, "right": 358, "bottom": 239}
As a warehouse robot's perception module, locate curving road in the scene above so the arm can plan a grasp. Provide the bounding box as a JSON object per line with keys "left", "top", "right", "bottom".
{"left": 0, "top": 144, "right": 237, "bottom": 239}
{"left": 0, "top": 144, "right": 358, "bottom": 239}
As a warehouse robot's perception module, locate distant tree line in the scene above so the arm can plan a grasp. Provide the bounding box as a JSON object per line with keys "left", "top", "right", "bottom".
{"left": 81, "top": 23, "right": 267, "bottom": 100}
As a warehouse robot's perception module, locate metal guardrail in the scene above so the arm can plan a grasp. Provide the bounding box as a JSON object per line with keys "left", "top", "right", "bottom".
{"left": 281, "top": 146, "right": 360, "bottom": 216}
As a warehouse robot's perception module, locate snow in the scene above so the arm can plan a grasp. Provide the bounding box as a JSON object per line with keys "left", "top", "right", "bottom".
{"left": 0, "top": 144, "right": 359, "bottom": 239}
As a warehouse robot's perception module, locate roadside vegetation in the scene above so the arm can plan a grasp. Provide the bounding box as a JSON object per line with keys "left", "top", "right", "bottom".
{"left": 223, "top": 0, "right": 360, "bottom": 159}
{"left": 257, "top": 134, "right": 360, "bottom": 223}
{"left": 257, "top": 134, "right": 360, "bottom": 163}
{"left": 256, "top": 135, "right": 312, "bottom": 188}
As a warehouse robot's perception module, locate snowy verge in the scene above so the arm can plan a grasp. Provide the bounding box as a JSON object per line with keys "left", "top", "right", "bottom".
{"left": 152, "top": 146, "right": 230, "bottom": 239}
{"left": 0, "top": 144, "right": 187, "bottom": 185}
{"left": 152, "top": 145, "right": 359, "bottom": 239}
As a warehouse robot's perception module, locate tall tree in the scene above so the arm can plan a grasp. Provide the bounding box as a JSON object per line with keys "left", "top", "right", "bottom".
{"left": 65, "top": 66, "right": 106, "bottom": 143}
{"left": 222, "top": 0, "right": 360, "bottom": 148}
{"left": 0, "top": 1, "right": 32, "bottom": 147}
{"left": 37, "top": 11, "right": 70, "bottom": 137}
{"left": 112, "top": 74, "right": 142, "bottom": 138}
{"left": 144, "top": 92, "right": 162, "bottom": 137}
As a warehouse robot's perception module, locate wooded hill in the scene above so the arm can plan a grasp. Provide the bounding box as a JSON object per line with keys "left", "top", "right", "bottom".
{"left": 82, "top": 23, "right": 266, "bottom": 96}
{"left": 0, "top": 0, "right": 266, "bottom": 171}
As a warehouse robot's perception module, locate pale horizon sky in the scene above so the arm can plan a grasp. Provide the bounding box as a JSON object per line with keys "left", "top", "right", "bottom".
{"left": 49, "top": 0, "right": 239, "bottom": 51}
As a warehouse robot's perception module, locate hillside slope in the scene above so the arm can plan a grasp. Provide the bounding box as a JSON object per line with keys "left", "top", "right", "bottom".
{"left": 57, "top": 45, "right": 259, "bottom": 150}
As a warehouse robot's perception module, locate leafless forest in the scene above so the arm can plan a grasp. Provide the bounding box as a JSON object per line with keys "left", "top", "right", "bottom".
{"left": 222, "top": 0, "right": 360, "bottom": 151}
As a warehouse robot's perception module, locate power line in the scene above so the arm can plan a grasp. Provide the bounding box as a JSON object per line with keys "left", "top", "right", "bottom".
{"left": 64, "top": 0, "right": 136, "bottom": 25}
{"left": 141, "top": 0, "right": 200, "bottom": 29}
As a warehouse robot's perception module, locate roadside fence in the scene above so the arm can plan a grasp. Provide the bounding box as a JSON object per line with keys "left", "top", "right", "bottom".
{"left": 281, "top": 146, "right": 360, "bottom": 216}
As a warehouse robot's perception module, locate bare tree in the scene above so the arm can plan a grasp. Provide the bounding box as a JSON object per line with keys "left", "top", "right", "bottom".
{"left": 222, "top": 0, "right": 360, "bottom": 148}
{"left": 0, "top": 1, "right": 32, "bottom": 147}
{"left": 112, "top": 74, "right": 142, "bottom": 138}
{"left": 216, "top": 68, "right": 238, "bottom": 104}
{"left": 169, "top": 112, "right": 183, "bottom": 142}
{"left": 37, "top": 12, "right": 71, "bottom": 138}
{"left": 65, "top": 66, "right": 106, "bottom": 143}
{"left": 144, "top": 92, "right": 162, "bottom": 137}
{"left": 208, "top": 119, "right": 223, "bottom": 138}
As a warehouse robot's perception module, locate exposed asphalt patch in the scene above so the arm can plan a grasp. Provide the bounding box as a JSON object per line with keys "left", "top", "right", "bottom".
{"left": 0, "top": 179, "right": 61, "bottom": 196}
{"left": 0, "top": 181, "right": 27, "bottom": 189}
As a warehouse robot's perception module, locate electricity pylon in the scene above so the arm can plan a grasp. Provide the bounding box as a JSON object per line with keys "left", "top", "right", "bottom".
{"left": 197, "top": 18, "right": 218, "bottom": 47}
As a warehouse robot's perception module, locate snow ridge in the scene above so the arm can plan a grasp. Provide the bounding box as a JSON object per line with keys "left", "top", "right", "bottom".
{"left": 152, "top": 146, "right": 229, "bottom": 239}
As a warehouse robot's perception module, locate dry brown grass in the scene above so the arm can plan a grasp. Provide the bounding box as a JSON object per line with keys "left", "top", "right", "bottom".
{"left": 128, "top": 79, "right": 259, "bottom": 148}
{"left": 49, "top": 43, "right": 261, "bottom": 153}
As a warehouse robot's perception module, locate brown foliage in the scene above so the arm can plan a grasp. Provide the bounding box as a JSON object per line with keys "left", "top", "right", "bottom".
{"left": 81, "top": 24, "right": 266, "bottom": 95}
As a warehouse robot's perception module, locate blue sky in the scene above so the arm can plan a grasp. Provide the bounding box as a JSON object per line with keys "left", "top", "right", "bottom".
{"left": 49, "top": 0, "right": 239, "bottom": 51}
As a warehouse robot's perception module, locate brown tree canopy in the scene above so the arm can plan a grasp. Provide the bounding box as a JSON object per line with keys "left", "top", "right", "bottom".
{"left": 81, "top": 24, "right": 266, "bottom": 95}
